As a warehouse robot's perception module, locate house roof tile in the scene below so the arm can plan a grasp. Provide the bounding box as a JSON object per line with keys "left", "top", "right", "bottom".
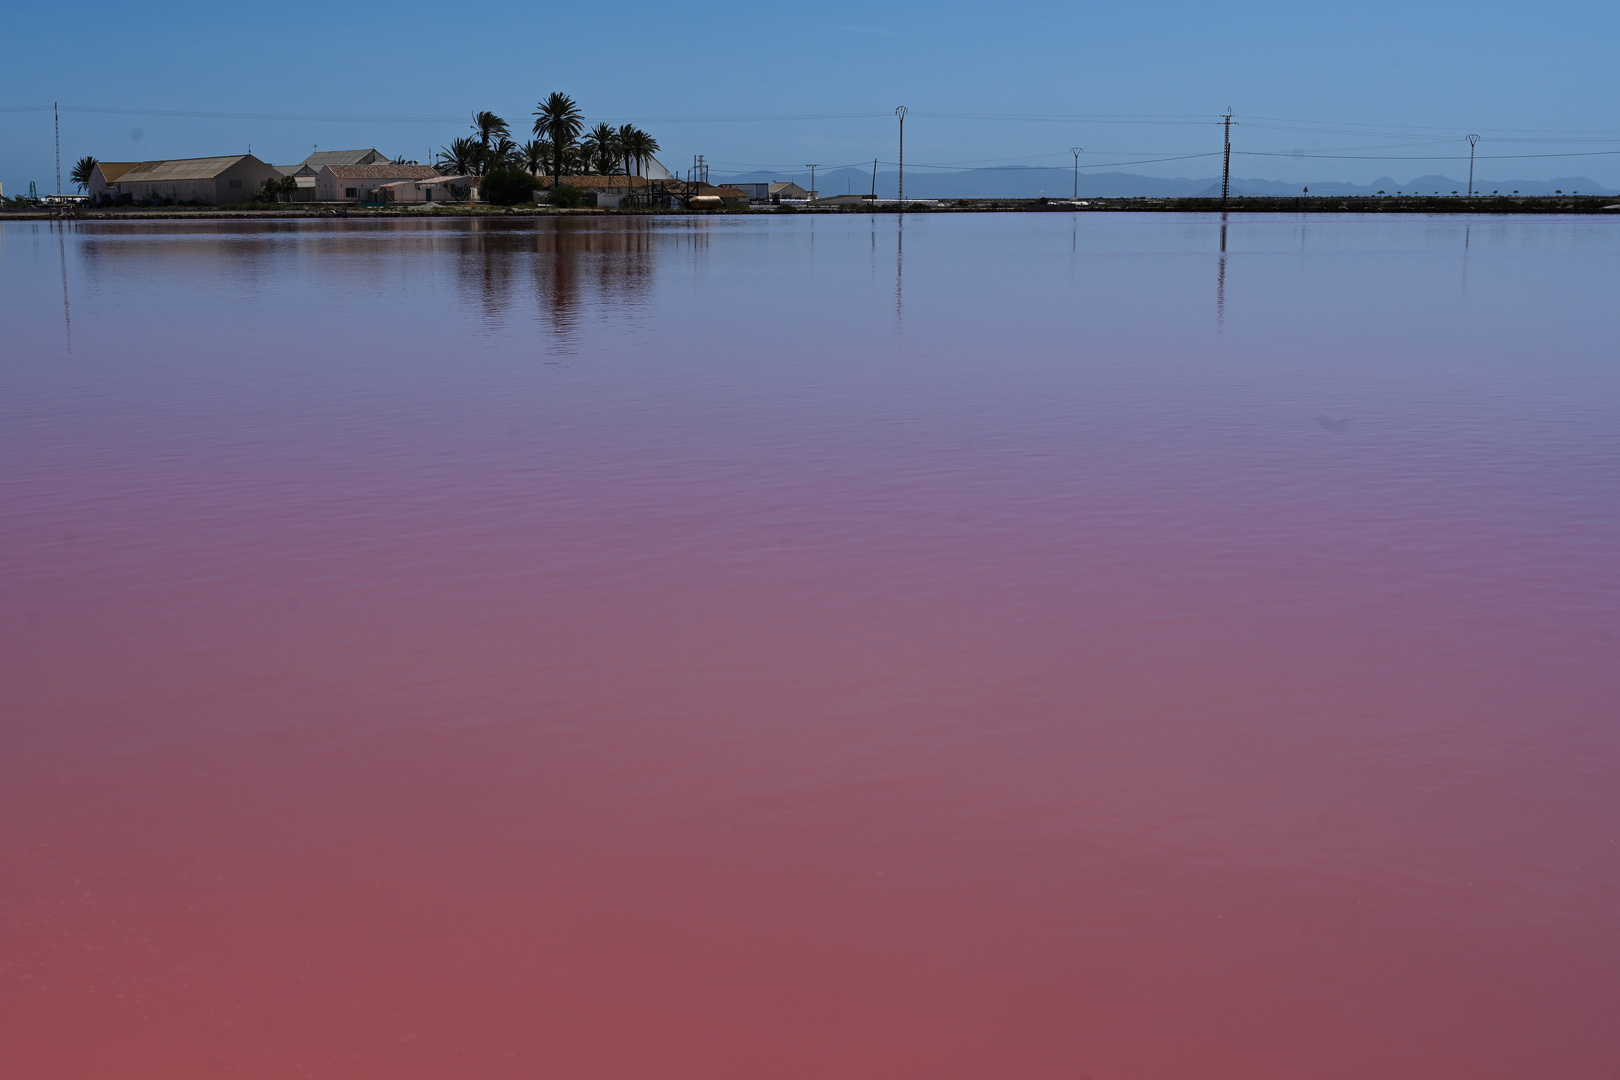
{"left": 321, "top": 164, "right": 439, "bottom": 180}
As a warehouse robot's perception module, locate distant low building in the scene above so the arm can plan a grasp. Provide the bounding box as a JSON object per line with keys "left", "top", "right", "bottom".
{"left": 316, "top": 164, "right": 439, "bottom": 202}
{"left": 727, "top": 182, "right": 773, "bottom": 202}
{"left": 111, "top": 155, "right": 281, "bottom": 205}
{"left": 537, "top": 173, "right": 658, "bottom": 207}
{"left": 279, "top": 150, "right": 399, "bottom": 195}
{"left": 769, "top": 181, "right": 810, "bottom": 202}
{"left": 376, "top": 175, "right": 476, "bottom": 203}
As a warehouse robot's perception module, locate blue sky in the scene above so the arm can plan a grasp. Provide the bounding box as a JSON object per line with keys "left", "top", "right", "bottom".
{"left": 4, "top": 0, "right": 1618, "bottom": 194}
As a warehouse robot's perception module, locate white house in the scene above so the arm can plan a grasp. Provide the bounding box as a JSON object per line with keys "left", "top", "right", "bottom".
{"left": 316, "top": 164, "right": 439, "bottom": 202}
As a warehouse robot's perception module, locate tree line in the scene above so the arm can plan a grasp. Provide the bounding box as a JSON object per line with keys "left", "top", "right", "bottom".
{"left": 439, "top": 94, "right": 660, "bottom": 190}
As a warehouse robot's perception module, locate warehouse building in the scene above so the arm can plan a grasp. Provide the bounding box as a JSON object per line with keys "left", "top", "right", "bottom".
{"left": 110, "top": 155, "right": 282, "bottom": 205}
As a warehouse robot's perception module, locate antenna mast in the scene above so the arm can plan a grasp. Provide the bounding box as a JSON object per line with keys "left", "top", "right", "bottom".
{"left": 55, "top": 101, "right": 61, "bottom": 196}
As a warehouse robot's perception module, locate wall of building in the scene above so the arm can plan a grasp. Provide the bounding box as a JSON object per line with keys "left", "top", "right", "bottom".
{"left": 214, "top": 158, "right": 281, "bottom": 203}
{"left": 112, "top": 158, "right": 280, "bottom": 205}
{"left": 316, "top": 168, "right": 437, "bottom": 202}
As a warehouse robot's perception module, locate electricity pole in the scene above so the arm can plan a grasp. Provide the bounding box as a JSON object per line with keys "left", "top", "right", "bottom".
{"left": 1071, "top": 147, "right": 1083, "bottom": 199}
{"left": 805, "top": 164, "right": 819, "bottom": 200}
{"left": 54, "top": 101, "right": 61, "bottom": 196}
{"left": 1466, "top": 134, "right": 1480, "bottom": 197}
{"left": 1221, "top": 109, "right": 1233, "bottom": 201}
{"left": 895, "top": 106, "right": 907, "bottom": 205}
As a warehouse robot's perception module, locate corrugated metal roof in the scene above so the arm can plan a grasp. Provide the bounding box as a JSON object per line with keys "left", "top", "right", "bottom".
{"left": 120, "top": 156, "right": 252, "bottom": 182}
{"left": 301, "top": 149, "right": 393, "bottom": 168}
{"left": 321, "top": 164, "right": 439, "bottom": 180}
{"left": 93, "top": 162, "right": 144, "bottom": 182}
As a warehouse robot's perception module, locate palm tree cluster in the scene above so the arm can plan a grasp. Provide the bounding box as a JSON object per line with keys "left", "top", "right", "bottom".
{"left": 435, "top": 97, "right": 659, "bottom": 192}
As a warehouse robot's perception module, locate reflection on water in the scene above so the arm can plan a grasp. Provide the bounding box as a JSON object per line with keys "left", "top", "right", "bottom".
{"left": 895, "top": 213, "right": 904, "bottom": 324}
{"left": 5, "top": 214, "right": 1620, "bottom": 1080}
{"left": 73, "top": 216, "right": 688, "bottom": 349}
{"left": 55, "top": 223, "right": 72, "bottom": 358}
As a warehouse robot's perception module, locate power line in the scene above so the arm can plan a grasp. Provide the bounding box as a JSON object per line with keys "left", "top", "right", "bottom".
{"left": 1236, "top": 148, "right": 1620, "bottom": 160}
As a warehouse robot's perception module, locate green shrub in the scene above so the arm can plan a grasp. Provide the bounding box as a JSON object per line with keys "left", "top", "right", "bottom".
{"left": 482, "top": 168, "right": 537, "bottom": 206}
{"left": 547, "top": 183, "right": 587, "bottom": 209}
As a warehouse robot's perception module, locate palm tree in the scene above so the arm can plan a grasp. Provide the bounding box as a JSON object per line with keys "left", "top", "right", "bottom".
{"left": 617, "top": 123, "right": 638, "bottom": 188}
{"left": 533, "top": 92, "right": 584, "bottom": 188}
{"left": 621, "top": 128, "right": 659, "bottom": 178}
{"left": 70, "top": 155, "right": 98, "bottom": 193}
{"left": 487, "top": 136, "right": 519, "bottom": 172}
{"left": 520, "top": 138, "right": 550, "bottom": 176}
{"left": 472, "top": 111, "right": 509, "bottom": 155}
{"left": 581, "top": 121, "right": 620, "bottom": 175}
{"left": 618, "top": 128, "right": 661, "bottom": 207}
{"left": 436, "top": 136, "right": 482, "bottom": 177}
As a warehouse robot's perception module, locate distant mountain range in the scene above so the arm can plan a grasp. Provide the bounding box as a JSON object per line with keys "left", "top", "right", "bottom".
{"left": 715, "top": 167, "right": 1618, "bottom": 200}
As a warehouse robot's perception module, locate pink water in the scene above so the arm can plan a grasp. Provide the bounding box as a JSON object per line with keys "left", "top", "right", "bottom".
{"left": 3, "top": 215, "right": 1618, "bottom": 1079}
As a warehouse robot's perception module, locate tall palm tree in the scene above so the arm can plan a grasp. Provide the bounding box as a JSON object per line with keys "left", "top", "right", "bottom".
{"left": 616, "top": 124, "right": 638, "bottom": 188}
{"left": 520, "top": 138, "right": 550, "bottom": 176}
{"left": 472, "top": 111, "right": 509, "bottom": 151}
{"left": 70, "top": 155, "right": 98, "bottom": 193}
{"left": 436, "top": 136, "right": 482, "bottom": 177}
{"left": 533, "top": 92, "right": 583, "bottom": 188}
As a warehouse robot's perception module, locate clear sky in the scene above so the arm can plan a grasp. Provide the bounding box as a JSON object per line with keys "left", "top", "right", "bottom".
{"left": 4, "top": 0, "right": 1618, "bottom": 195}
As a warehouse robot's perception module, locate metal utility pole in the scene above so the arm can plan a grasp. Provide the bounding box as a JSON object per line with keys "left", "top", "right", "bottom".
{"left": 1071, "top": 147, "right": 1083, "bottom": 199}
{"left": 54, "top": 101, "right": 61, "bottom": 196}
{"left": 805, "top": 164, "right": 819, "bottom": 200}
{"left": 895, "top": 106, "right": 907, "bottom": 204}
{"left": 871, "top": 158, "right": 878, "bottom": 199}
{"left": 1467, "top": 134, "right": 1480, "bottom": 197}
{"left": 1221, "top": 109, "right": 1233, "bottom": 201}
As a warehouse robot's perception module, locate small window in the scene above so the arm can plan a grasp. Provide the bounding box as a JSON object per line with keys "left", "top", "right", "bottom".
{"left": 228, "top": 179, "right": 242, "bottom": 189}
{"left": 345, "top": 187, "right": 358, "bottom": 198}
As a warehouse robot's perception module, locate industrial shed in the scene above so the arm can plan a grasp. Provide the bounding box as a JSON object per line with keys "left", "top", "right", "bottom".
{"left": 111, "top": 155, "right": 282, "bottom": 204}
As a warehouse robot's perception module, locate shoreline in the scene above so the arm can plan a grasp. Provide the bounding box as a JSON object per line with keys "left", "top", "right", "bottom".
{"left": 4, "top": 194, "right": 1618, "bottom": 221}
